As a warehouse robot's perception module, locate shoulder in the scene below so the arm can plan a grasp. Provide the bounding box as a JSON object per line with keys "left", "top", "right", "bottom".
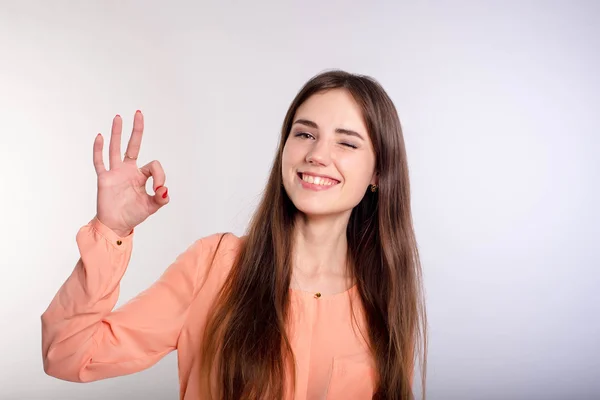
{"left": 183, "top": 232, "right": 246, "bottom": 292}
{"left": 189, "top": 232, "right": 245, "bottom": 260}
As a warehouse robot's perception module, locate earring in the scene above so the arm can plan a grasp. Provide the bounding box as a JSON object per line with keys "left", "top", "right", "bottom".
{"left": 370, "top": 184, "right": 378, "bottom": 192}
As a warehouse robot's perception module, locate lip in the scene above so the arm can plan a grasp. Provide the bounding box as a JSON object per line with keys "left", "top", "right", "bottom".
{"left": 296, "top": 171, "right": 340, "bottom": 191}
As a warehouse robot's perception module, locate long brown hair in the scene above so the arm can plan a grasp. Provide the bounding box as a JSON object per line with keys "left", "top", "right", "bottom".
{"left": 199, "top": 70, "right": 427, "bottom": 399}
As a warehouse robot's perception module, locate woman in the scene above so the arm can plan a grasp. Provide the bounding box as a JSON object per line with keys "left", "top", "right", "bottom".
{"left": 41, "top": 70, "right": 427, "bottom": 399}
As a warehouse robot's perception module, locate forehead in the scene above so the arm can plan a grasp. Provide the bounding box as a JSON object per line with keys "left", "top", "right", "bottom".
{"left": 293, "top": 89, "right": 367, "bottom": 132}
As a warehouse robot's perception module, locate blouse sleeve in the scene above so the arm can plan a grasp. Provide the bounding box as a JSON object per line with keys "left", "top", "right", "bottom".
{"left": 41, "top": 216, "right": 224, "bottom": 383}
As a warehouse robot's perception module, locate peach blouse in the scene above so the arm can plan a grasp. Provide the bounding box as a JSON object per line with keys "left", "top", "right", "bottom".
{"left": 41, "top": 217, "right": 377, "bottom": 399}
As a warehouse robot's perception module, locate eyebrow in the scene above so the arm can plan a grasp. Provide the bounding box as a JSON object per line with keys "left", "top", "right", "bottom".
{"left": 293, "top": 118, "right": 365, "bottom": 141}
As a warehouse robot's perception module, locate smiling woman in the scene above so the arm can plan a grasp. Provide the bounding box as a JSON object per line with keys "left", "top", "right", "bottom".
{"left": 40, "top": 70, "right": 427, "bottom": 400}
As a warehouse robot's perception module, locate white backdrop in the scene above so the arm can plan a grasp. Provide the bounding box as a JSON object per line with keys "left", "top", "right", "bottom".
{"left": 0, "top": 1, "right": 598, "bottom": 399}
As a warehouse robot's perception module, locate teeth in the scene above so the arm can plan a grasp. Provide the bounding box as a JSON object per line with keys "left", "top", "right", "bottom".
{"left": 301, "top": 173, "right": 336, "bottom": 186}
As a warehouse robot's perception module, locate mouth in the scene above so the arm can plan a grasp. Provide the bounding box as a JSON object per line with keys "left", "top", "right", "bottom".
{"left": 297, "top": 172, "right": 340, "bottom": 188}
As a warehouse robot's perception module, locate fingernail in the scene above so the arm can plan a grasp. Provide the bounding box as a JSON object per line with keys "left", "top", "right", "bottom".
{"left": 162, "top": 189, "right": 168, "bottom": 199}
{"left": 136, "top": 110, "right": 141, "bottom": 114}
{"left": 155, "top": 185, "right": 163, "bottom": 192}
{"left": 116, "top": 114, "right": 120, "bottom": 118}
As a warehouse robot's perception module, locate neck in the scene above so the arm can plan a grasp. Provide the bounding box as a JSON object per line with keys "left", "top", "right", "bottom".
{"left": 291, "top": 212, "right": 354, "bottom": 291}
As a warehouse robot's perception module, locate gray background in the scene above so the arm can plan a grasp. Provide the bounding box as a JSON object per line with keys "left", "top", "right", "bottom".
{"left": 0, "top": 0, "right": 598, "bottom": 399}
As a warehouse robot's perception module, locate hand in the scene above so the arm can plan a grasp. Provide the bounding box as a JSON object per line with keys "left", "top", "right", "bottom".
{"left": 93, "top": 111, "right": 169, "bottom": 236}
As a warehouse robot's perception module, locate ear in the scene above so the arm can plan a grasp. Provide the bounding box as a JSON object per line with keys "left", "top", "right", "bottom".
{"left": 370, "top": 171, "right": 379, "bottom": 186}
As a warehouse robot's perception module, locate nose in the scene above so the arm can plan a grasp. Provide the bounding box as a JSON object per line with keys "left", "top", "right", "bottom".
{"left": 306, "top": 140, "right": 331, "bottom": 166}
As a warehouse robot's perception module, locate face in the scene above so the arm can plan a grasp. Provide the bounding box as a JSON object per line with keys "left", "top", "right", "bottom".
{"left": 281, "top": 88, "right": 377, "bottom": 218}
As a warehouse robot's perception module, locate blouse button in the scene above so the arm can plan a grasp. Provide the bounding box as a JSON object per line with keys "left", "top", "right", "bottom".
{"left": 116, "top": 240, "right": 122, "bottom": 246}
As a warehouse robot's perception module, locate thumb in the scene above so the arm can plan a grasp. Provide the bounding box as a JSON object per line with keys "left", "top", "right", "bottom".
{"left": 149, "top": 185, "right": 169, "bottom": 214}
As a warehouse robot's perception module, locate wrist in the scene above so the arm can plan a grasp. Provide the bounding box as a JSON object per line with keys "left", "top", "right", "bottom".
{"left": 94, "top": 215, "right": 133, "bottom": 237}
{"left": 113, "top": 228, "right": 133, "bottom": 237}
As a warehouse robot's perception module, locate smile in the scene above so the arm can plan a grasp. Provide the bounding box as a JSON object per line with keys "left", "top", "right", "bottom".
{"left": 297, "top": 172, "right": 340, "bottom": 190}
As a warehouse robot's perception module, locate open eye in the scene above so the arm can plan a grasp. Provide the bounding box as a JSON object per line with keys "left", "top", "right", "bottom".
{"left": 295, "top": 132, "right": 315, "bottom": 140}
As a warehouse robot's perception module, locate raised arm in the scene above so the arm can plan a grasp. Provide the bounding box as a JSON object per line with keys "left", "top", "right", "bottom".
{"left": 40, "top": 217, "right": 217, "bottom": 382}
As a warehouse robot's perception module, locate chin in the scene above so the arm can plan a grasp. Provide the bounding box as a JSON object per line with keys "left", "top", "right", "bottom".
{"left": 283, "top": 182, "right": 362, "bottom": 219}
{"left": 290, "top": 198, "right": 349, "bottom": 218}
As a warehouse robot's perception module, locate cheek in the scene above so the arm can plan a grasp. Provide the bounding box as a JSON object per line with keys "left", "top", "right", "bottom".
{"left": 281, "top": 141, "right": 291, "bottom": 167}
{"left": 281, "top": 143, "right": 298, "bottom": 179}
{"left": 282, "top": 140, "right": 304, "bottom": 166}
{"left": 339, "top": 156, "right": 375, "bottom": 186}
